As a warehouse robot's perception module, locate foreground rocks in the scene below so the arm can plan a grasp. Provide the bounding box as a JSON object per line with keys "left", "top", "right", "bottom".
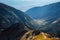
{"left": 20, "top": 31, "right": 60, "bottom": 40}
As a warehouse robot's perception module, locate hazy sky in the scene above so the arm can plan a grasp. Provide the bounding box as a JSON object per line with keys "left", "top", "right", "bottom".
{"left": 0, "top": 0, "right": 60, "bottom": 12}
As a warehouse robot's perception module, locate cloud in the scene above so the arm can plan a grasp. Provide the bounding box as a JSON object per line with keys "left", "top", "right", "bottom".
{"left": 34, "top": 20, "right": 48, "bottom": 25}
{"left": 30, "top": 19, "right": 48, "bottom": 26}
{"left": 52, "top": 18, "right": 60, "bottom": 24}
{"left": 21, "top": 0, "right": 32, "bottom": 1}
{"left": 13, "top": 0, "right": 32, "bottom": 2}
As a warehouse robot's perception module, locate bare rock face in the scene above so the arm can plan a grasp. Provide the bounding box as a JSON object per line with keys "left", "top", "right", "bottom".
{"left": 20, "top": 31, "right": 60, "bottom": 40}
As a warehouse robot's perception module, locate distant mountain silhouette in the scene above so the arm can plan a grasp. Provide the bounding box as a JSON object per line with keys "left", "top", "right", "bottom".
{"left": 26, "top": 2, "right": 60, "bottom": 21}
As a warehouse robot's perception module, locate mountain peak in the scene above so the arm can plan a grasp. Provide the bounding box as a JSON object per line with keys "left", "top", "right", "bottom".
{"left": 0, "top": 3, "right": 5, "bottom": 6}
{"left": 29, "top": 2, "right": 60, "bottom": 10}
{"left": 0, "top": 3, "right": 7, "bottom": 8}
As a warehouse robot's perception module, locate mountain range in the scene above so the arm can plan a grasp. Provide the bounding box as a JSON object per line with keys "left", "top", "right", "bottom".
{"left": 26, "top": 2, "right": 60, "bottom": 37}
{"left": 0, "top": 2, "right": 60, "bottom": 40}
{"left": 26, "top": 2, "right": 60, "bottom": 23}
